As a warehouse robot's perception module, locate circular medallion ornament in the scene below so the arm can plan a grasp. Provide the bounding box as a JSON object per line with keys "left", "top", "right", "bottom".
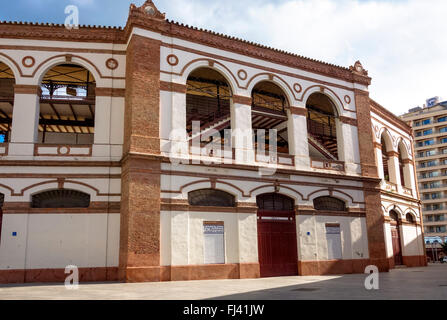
{"left": 344, "top": 95, "right": 351, "bottom": 104}
{"left": 106, "top": 58, "right": 119, "bottom": 70}
{"left": 22, "top": 56, "right": 35, "bottom": 68}
{"left": 167, "top": 54, "right": 179, "bottom": 66}
{"left": 237, "top": 69, "right": 247, "bottom": 81}
{"left": 58, "top": 146, "right": 70, "bottom": 155}
{"left": 293, "top": 83, "right": 302, "bottom": 94}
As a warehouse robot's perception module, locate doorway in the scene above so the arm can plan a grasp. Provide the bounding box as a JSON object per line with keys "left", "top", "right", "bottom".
{"left": 390, "top": 210, "right": 403, "bottom": 266}
{"left": 257, "top": 193, "right": 298, "bottom": 277}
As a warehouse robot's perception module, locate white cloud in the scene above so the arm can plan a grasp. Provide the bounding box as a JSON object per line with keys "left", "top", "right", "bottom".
{"left": 159, "top": 0, "right": 447, "bottom": 115}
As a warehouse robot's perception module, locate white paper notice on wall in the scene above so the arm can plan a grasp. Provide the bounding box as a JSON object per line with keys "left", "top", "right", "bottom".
{"left": 203, "top": 223, "right": 225, "bottom": 264}
{"left": 326, "top": 225, "right": 342, "bottom": 260}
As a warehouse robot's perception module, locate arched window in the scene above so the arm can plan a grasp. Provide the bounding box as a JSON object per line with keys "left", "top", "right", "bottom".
{"left": 188, "top": 189, "right": 235, "bottom": 207}
{"left": 0, "top": 62, "right": 15, "bottom": 143}
{"left": 313, "top": 196, "right": 346, "bottom": 212}
{"left": 257, "top": 193, "right": 294, "bottom": 211}
{"left": 39, "top": 64, "right": 96, "bottom": 145}
{"left": 390, "top": 210, "right": 399, "bottom": 223}
{"left": 31, "top": 189, "right": 90, "bottom": 208}
{"left": 186, "top": 68, "right": 232, "bottom": 145}
{"left": 406, "top": 213, "right": 415, "bottom": 224}
{"left": 380, "top": 134, "right": 392, "bottom": 182}
{"left": 398, "top": 147, "right": 405, "bottom": 186}
{"left": 306, "top": 93, "right": 339, "bottom": 160}
{"left": 398, "top": 141, "right": 412, "bottom": 189}
{"left": 251, "top": 82, "right": 289, "bottom": 155}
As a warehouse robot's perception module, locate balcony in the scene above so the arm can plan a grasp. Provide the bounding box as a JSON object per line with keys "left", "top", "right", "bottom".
{"left": 402, "top": 186, "right": 414, "bottom": 197}
{"left": 418, "top": 175, "right": 443, "bottom": 181}
{"left": 310, "top": 158, "right": 345, "bottom": 172}
{"left": 422, "top": 196, "right": 447, "bottom": 203}
{"left": 424, "top": 218, "right": 446, "bottom": 224}
{"left": 416, "top": 151, "right": 447, "bottom": 159}
{"left": 423, "top": 205, "right": 445, "bottom": 211}
{"left": 34, "top": 144, "right": 92, "bottom": 157}
{"left": 415, "top": 141, "right": 447, "bottom": 150}
{"left": 420, "top": 184, "right": 447, "bottom": 191}
{"left": 256, "top": 151, "right": 295, "bottom": 167}
{"left": 0, "top": 142, "right": 8, "bottom": 156}
{"left": 381, "top": 181, "right": 398, "bottom": 193}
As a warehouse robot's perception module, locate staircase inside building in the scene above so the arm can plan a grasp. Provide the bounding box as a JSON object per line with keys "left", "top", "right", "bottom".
{"left": 307, "top": 118, "right": 338, "bottom": 160}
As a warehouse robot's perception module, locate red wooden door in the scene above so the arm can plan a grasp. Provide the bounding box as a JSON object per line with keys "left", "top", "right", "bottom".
{"left": 257, "top": 209, "right": 298, "bottom": 277}
{"left": 391, "top": 225, "right": 403, "bottom": 266}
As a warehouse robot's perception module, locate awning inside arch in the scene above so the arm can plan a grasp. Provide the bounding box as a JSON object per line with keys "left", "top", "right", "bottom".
{"left": 0, "top": 63, "right": 96, "bottom": 141}
{"left": 0, "top": 62, "right": 15, "bottom": 136}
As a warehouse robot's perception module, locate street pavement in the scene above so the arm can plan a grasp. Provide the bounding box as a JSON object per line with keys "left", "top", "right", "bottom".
{"left": 0, "top": 264, "right": 446, "bottom": 300}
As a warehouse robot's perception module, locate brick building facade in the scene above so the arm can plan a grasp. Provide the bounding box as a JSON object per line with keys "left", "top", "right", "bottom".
{"left": 0, "top": 1, "right": 426, "bottom": 284}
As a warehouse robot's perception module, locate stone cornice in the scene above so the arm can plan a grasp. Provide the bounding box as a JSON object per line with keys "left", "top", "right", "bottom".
{"left": 0, "top": 22, "right": 125, "bottom": 43}
{"left": 0, "top": 4, "right": 372, "bottom": 87}
{"left": 370, "top": 98, "right": 412, "bottom": 135}
{"left": 123, "top": 5, "right": 373, "bottom": 87}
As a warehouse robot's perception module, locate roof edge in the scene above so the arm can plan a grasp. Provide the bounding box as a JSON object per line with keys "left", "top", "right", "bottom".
{"left": 370, "top": 98, "right": 413, "bottom": 135}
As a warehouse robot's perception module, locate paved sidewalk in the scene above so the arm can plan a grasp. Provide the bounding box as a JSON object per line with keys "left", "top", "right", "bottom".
{"left": 1, "top": 264, "right": 446, "bottom": 300}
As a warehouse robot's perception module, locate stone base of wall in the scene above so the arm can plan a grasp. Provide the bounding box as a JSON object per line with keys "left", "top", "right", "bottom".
{"left": 0, "top": 257, "right": 427, "bottom": 284}
{"left": 0, "top": 264, "right": 261, "bottom": 284}
{"left": 402, "top": 255, "right": 427, "bottom": 267}
{"left": 298, "top": 259, "right": 371, "bottom": 276}
{"left": 388, "top": 255, "right": 427, "bottom": 269}
{"left": 0, "top": 267, "right": 119, "bottom": 284}
{"left": 160, "top": 263, "right": 260, "bottom": 282}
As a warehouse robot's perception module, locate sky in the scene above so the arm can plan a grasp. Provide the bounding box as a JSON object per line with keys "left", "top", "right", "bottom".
{"left": 1, "top": 0, "right": 446, "bottom": 115}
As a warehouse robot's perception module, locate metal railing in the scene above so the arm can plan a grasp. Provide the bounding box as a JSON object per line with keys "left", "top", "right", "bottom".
{"left": 307, "top": 119, "right": 336, "bottom": 138}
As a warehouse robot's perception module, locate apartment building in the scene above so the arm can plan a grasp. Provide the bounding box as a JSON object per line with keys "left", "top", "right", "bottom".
{"left": 401, "top": 99, "right": 447, "bottom": 241}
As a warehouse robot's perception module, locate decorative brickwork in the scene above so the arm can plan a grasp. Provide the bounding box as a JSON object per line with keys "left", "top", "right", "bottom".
{"left": 119, "top": 33, "right": 162, "bottom": 282}
{"left": 355, "top": 89, "right": 390, "bottom": 272}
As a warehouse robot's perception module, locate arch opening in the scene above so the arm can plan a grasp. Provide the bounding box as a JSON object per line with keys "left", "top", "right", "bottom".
{"left": 389, "top": 209, "right": 403, "bottom": 265}
{"left": 186, "top": 68, "right": 232, "bottom": 147}
{"left": 306, "top": 92, "right": 339, "bottom": 160}
{"left": 406, "top": 213, "right": 415, "bottom": 224}
{"left": 381, "top": 134, "right": 391, "bottom": 182}
{"left": 31, "top": 189, "right": 90, "bottom": 208}
{"left": 398, "top": 145, "right": 406, "bottom": 187}
{"left": 313, "top": 196, "right": 347, "bottom": 212}
{"left": 390, "top": 210, "right": 399, "bottom": 222}
{"left": 251, "top": 81, "right": 289, "bottom": 155}
{"left": 38, "top": 64, "right": 96, "bottom": 145}
{"left": 256, "top": 192, "right": 294, "bottom": 211}
{"left": 188, "top": 189, "right": 235, "bottom": 207}
{"left": 398, "top": 141, "right": 412, "bottom": 189}
{"left": 0, "top": 62, "right": 16, "bottom": 143}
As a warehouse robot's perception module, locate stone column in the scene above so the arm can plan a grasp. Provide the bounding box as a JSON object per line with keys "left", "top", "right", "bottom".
{"left": 159, "top": 82, "right": 188, "bottom": 159}
{"left": 403, "top": 160, "right": 417, "bottom": 196}
{"left": 232, "top": 95, "right": 254, "bottom": 164}
{"left": 338, "top": 116, "right": 361, "bottom": 174}
{"left": 354, "top": 88, "right": 390, "bottom": 272}
{"left": 119, "top": 34, "right": 162, "bottom": 282}
{"left": 374, "top": 142, "right": 385, "bottom": 180}
{"left": 237, "top": 205, "right": 261, "bottom": 279}
{"left": 93, "top": 88, "right": 125, "bottom": 159}
{"left": 9, "top": 85, "right": 40, "bottom": 157}
{"left": 288, "top": 106, "right": 310, "bottom": 170}
{"left": 387, "top": 152, "right": 401, "bottom": 186}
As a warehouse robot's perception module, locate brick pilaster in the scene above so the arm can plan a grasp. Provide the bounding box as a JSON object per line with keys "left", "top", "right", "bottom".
{"left": 119, "top": 34, "right": 162, "bottom": 282}
{"left": 355, "top": 89, "right": 390, "bottom": 271}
